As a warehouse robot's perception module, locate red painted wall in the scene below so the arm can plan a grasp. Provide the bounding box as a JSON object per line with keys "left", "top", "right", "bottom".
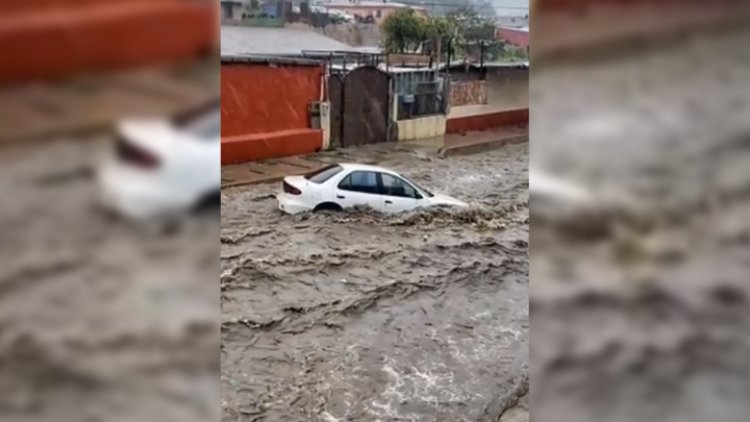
{"left": 221, "top": 62, "right": 326, "bottom": 164}
{"left": 221, "top": 63, "right": 324, "bottom": 136}
{"left": 447, "top": 108, "right": 529, "bottom": 134}
{"left": 0, "top": 0, "right": 217, "bottom": 85}
{"left": 497, "top": 28, "right": 529, "bottom": 50}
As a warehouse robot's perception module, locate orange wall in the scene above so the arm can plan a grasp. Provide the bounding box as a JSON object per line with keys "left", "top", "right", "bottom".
{"left": 0, "top": 0, "right": 216, "bottom": 85}
{"left": 221, "top": 63, "right": 325, "bottom": 136}
{"left": 0, "top": 0, "right": 165, "bottom": 13}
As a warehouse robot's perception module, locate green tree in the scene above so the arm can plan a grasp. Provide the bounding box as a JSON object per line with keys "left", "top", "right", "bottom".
{"left": 382, "top": 9, "right": 428, "bottom": 53}
{"left": 445, "top": 7, "right": 501, "bottom": 61}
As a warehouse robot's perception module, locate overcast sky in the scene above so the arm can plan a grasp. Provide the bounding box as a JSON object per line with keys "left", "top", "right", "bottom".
{"left": 492, "top": 0, "right": 528, "bottom": 16}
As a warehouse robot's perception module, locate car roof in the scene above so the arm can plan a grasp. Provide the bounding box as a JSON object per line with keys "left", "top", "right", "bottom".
{"left": 338, "top": 163, "right": 400, "bottom": 175}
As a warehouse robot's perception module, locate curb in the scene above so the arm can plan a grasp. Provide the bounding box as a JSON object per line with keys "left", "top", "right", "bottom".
{"left": 438, "top": 134, "right": 528, "bottom": 157}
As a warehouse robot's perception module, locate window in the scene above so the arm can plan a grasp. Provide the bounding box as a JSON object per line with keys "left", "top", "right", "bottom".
{"left": 400, "top": 174, "right": 434, "bottom": 197}
{"left": 380, "top": 173, "right": 420, "bottom": 199}
{"left": 173, "top": 100, "right": 220, "bottom": 140}
{"left": 183, "top": 110, "right": 220, "bottom": 139}
{"left": 376, "top": 10, "right": 382, "bottom": 18}
{"left": 338, "top": 171, "right": 379, "bottom": 194}
{"left": 305, "top": 165, "right": 343, "bottom": 184}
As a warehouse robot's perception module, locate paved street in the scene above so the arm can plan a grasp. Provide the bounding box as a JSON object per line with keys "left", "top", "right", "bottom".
{"left": 221, "top": 142, "right": 529, "bottom": 421}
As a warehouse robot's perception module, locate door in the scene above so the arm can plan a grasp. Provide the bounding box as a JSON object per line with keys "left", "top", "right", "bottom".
{"left": 335, "top": 171, "right": 384, "bottom": 211}
{"left": 327, "top": 74, "right": 344, "bottom": 149}
{"left": 378, "top": 173, "right": 425, "bottom": 213}
{"left": 341, "top": 66, "right": 390, "bottom": 147}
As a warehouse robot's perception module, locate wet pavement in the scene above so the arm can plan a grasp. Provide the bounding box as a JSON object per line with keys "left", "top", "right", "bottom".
{"left": 531, "top": 26, "right": 750, "bottom": 422}
{"left": 0, "top": 139, "right": 219, "bottom": 422}
{"left": 221, "top": 143, "right": 529, "bottom": 421}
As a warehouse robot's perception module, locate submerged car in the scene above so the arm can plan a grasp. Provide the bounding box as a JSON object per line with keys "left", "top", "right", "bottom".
{"left": 277, "top": 163, "right": 467, "bottom": 215}
{"left": 97, "top": 100, "right": 220, "bottom": 220}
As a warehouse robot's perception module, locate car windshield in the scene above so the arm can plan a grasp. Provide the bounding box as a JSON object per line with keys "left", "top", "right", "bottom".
{"left": 305, "top": 165, "right": 343, "bottom": 183}
{"left": 401, "top": 175, "right": 434, "bottom": 197}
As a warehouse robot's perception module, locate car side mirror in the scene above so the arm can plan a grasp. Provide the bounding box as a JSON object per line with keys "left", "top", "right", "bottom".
{"left": 414, "top": 192, "right": 423, "bottom": 200}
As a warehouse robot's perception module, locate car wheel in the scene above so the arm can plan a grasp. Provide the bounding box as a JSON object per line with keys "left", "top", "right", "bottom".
{"left": 313, "top": 202, "right": 343, "bottom": 212}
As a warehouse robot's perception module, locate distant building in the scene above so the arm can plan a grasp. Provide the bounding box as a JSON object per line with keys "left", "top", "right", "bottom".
{"left": 323, "top": 0, "right": 427, "bottom": 25}
{"left": 221, "top": 0, "right": 248, "bottom": 23}
{"left": 496, "top": 26, "right": 529, "bottom": 52}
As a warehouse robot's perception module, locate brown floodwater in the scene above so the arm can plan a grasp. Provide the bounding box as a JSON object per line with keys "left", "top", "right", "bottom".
{"left": 221, "top": 143, "right": 529, "bottom": 421}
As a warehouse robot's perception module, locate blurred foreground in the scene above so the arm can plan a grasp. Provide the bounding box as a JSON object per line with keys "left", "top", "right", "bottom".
{"left": 531, "top": 8, "right": 750, "bottom": 422}
{"left": 0, "top": 139, "right": 219, "bottom": 421}
{"left": 0, "top": 59, "right": 219, "bottom": 420}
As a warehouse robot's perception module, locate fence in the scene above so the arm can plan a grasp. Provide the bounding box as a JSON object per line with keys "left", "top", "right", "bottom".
{"left": 391, "top": 68, "right": 447, "bottom": 120}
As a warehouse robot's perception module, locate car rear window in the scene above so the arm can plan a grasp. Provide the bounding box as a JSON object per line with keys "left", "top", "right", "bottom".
{"left": 305, "top": 165, "right": 343, "bottom": 183}
{"left": 171, "top": 99, "right": 220, "bottom": 140}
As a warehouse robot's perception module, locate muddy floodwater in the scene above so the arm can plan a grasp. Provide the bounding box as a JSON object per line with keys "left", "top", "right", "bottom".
{"left": 221, "top": 144, "right": 529, "bottom": 421}
{"left": 532, "top": 28, "right": 750, "bottom": 422}
{"left": 0, "top": 140, "right": 219, "bottom": 422}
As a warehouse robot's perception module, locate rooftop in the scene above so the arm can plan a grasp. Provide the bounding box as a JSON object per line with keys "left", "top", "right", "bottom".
{"left": 221, "top": 25, "right": 357, "bottom": 57}
{"left": 323, "top": 1, "right": 425, "bottom": 10}
{"left": 499, "top": 26, "right": 530, "bottom": 33}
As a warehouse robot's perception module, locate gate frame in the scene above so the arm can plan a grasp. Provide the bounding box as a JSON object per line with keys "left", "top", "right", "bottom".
{"left": 327, "top": 65, "right": 393, "bottom": 148}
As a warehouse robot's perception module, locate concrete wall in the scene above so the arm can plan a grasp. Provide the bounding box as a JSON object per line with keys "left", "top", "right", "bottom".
{"left": 221, "top": 62, "right": 326, "bottom": 164}
{"left": 0, "top": 0, "right": 217, "bottom": 85}
{"left": 397, "top": 115, "right": 446, "bottom": 141}
{"left": 486, "top": 68, "right": 529, "bottom": 109}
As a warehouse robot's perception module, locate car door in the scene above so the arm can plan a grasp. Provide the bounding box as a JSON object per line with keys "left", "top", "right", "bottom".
{"left": 336, "top": 171, "right": 384, "bottom": 211}
{"left": 378, "top": 172, "right": 425, "bottom": 213}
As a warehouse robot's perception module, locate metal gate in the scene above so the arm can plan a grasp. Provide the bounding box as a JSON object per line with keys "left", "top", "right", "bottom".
{"left": 328, "top": 66, "right": 390, "bottom": 148}
{"left": 328, "top": 74, "right": 344, "bottom": 149}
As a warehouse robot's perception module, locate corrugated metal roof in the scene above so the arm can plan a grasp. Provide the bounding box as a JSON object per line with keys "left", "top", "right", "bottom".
{"left": 221, "top": 25, "right": 357, "bottom": 57}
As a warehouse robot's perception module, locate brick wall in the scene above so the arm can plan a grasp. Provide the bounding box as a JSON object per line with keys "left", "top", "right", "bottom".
{"left": 450, "top": 81, "right": 488, "bottom": 107}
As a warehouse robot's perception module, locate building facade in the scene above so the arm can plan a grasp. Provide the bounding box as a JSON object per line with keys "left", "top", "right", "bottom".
{"left": 496, "top": 26, "right": 530, "bottom": 52}
{"left": 323, "top": 0, "right": 427, "bottom": 25}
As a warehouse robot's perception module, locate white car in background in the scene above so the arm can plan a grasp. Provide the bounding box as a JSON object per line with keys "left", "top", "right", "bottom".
{"left": 97, "top": 100, "right": 220, "bottom": 220}
{"left": 277, "top": 163, "right": 467, "bottom": 215}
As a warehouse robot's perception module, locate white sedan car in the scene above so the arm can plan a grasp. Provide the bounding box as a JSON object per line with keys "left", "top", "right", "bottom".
{"left": 277, "top": 163, "right": 467, "bottom": 215}
{"left": 97, "top": 101, "right": 220, "bottom": 220}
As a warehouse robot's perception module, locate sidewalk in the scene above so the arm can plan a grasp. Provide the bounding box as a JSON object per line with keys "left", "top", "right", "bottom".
{"left": 221, "top": 127, "right": 527, "bottom": 189}
{"left": 0, "top": 61, "right": 217, "bottom": 146}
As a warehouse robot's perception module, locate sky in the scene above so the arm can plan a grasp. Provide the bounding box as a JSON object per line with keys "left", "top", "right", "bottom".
{"left": 492, "top": 0, "right": 528, "bottom": 16}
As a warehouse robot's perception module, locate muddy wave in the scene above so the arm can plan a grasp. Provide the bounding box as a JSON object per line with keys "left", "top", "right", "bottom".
{"left": 221, "top": 146, "right": 529, "bottom": 421}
